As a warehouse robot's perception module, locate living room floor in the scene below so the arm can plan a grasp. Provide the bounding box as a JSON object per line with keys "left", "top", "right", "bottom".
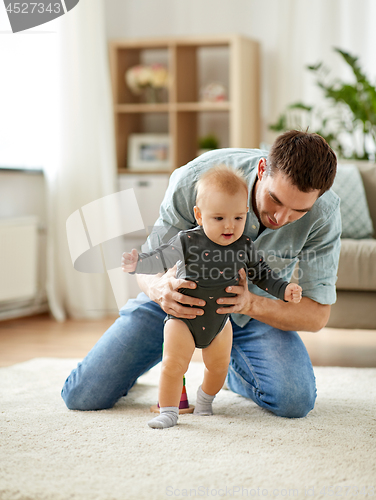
{"left": 1, "top": 313, "right": 376, "bottom": 368}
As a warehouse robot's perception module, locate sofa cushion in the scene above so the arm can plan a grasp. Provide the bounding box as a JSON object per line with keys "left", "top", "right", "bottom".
{"left": 332, "top": 164, "right": 374, "bottom": 239}
{"left": 336, "top": 238, "right": 376, "bottom": 291}
{"left": 357, "top": 161, "right": 376, "bottom": 229}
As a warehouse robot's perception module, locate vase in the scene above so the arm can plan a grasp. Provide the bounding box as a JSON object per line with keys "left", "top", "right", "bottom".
{"left": 144, "top": 86, "right": 161, "bottom": 104}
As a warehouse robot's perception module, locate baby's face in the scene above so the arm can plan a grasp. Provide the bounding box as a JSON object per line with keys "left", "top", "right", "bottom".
{"left": 194, "top": 188, "right": 249, "bottom": 246}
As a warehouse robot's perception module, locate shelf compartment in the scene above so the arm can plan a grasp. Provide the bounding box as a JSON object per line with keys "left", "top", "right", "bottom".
{"left": 111, "top": 45, "right": 171, "bottom": 105}
{"left": 115, "top": 113, "right": 170, "bottom": 172}
{"left": 198, "top": 111, "right": 230, "bottom": 150}
{"left": 173, "top": 110, "right": 230, "bottom": 169}
{"left": 174, "top": 44, "right": 230, "bottom": 104}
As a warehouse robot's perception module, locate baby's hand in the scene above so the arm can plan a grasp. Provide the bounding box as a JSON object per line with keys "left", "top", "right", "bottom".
{"left": 284, "top": 283, "right": 302, "bottom": 303}
{"left": 121, "top": 249, "right": 139, "bottom": 273}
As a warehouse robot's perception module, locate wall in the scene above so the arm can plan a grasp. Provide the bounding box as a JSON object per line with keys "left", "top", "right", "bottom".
{"left": 104, "top": 0, "right": 376, "bottom": 145}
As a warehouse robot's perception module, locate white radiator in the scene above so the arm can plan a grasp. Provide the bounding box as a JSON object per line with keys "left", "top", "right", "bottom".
{"left": 0, "top": 217, "right": 39, "bottom": 303}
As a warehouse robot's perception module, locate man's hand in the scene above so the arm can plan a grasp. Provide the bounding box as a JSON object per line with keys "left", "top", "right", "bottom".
{"left": 284, "top": 283, "right": 302, "bottom": 303}
{"left": 215, "top": 268, "right": 252, "bottom": 315}
{"left": 121, "top": 249, "right": 139, "bottom": 273}
{"left": 147, "top": 266, "right": 206, "bottom": 319}
{"left": 215, "top": 268, "right": 329, "bottom": 331}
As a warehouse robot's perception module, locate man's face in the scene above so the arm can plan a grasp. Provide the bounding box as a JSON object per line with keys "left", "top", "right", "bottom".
{"left": 254, "top": 158, "right": 320, "bottom": 230}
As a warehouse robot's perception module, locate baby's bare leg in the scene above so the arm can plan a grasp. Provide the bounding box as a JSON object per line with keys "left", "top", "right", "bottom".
{"left": 148, "top": 319, "right": 195, "bottom": 429}
{"left": 194, "top": 320, "right": 232, "bottom": 416}
{"left": 159, "top": 319, "right": 196, "bottom": 407}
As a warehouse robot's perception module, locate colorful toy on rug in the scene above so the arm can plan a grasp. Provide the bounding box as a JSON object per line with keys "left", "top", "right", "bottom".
{"left": 150, "top": 375, "right": 195, "bottom": 414}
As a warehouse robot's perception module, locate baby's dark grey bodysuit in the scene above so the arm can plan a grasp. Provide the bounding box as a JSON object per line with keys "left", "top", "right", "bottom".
{"left": 131, "top": 226, "right": 288, "bottom": 348}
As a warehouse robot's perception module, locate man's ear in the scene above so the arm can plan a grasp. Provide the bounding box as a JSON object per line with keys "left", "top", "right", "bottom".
{"left": 257, "top": 158, "right": 267, "bottom": 181}
{"left": 193, "top": 206, "right": 202, "bottom": 225}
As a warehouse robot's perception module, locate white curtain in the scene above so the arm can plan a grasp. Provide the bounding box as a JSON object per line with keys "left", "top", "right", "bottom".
{"left": 45, "top": 0, "right": 117, "bottom": 321}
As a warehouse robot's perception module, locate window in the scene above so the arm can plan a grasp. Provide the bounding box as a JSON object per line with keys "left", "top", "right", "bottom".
{"left": 0, "top": 10, "right": 58, "bottom": 170}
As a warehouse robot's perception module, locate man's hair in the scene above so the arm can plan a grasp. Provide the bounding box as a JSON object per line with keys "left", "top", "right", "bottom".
{"left": 267, "top": 130, "right": 337, "bottom": 196}
{"left": 196, "top": 164, "right": 248, "bottom": 205}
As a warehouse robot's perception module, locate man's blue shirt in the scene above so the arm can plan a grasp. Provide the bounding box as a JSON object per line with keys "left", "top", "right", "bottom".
{"left": 143, "top": 148, "right": 342, "bottom": 327}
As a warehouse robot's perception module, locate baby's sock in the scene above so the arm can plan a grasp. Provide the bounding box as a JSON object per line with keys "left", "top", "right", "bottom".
{"left": 148, "top": 406, "right": 179, "bottom": 429}
{"left": 193, "top": 385, "right": 216, "bottom": 416}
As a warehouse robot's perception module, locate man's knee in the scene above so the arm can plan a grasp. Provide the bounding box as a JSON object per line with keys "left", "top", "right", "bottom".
{"left": 272, "top": 379, "right": 317, "bottom": 418}
{"left": 61, "top": 371, "right": 116, "bottom": 411}
{"left": 61, "top": 386, "right": 87, "bottom": 411}
{"left": 62, "top": 386, "right": 115, "bottom": 411}
{"left": 227, "top": 358, "right": 316, "bottom": 418}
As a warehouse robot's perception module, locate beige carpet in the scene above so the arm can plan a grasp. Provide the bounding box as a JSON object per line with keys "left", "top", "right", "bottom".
{"left": 0, "top": 359, "right": 375, "bottom": 500}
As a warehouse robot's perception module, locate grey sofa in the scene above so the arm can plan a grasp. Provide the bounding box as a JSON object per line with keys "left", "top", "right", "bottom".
{"left": 327, "top": 162, "right": 376, "bottom": 329}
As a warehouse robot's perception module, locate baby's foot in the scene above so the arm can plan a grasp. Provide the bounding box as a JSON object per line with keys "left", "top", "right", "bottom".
{"left": 193, "top": 385, "right": 216, "bottom": 416}
{"left": 148, "top": 407, "right": 179, "bottom": 429}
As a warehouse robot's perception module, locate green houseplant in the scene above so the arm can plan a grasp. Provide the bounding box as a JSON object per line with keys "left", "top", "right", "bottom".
{"left": 198, "top": 134, "right": 219, "bottom": 150}
{"left": 270, "top": 48, "right": 376, "bottom": 161}
{"left": 197, "top": 134, "right": 219, "bottom": 156}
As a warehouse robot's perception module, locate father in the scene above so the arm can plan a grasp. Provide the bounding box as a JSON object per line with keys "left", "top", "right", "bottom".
{"left": 62, "top": 130, "right": 341, "bottom": 418}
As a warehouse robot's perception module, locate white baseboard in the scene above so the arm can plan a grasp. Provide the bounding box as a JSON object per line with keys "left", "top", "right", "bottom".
{"left": 0, "top": 297, "right": 49, "bottom": 321}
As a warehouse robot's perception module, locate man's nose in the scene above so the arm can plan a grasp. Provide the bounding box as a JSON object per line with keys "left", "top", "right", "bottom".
{"left": 274, "top": 208, "right": 290, "bottom": 225}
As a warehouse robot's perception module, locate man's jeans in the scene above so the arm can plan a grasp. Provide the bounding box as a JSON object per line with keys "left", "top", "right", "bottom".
{"left": 61, "top": 293, "right": 316, "bottom": 418}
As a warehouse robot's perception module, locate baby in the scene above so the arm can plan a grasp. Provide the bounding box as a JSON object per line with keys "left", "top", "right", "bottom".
{"left": 122, "top": 164, "right": 302, "bottom": 429}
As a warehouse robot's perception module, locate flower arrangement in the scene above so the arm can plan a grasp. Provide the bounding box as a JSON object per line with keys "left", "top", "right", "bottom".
{"left": 125, "top": 64, "right": 169, "bottom": 102}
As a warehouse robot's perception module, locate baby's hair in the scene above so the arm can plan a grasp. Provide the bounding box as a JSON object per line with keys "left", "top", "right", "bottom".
{"left": 195, "top": 164, "right": 248, "bottom": 205}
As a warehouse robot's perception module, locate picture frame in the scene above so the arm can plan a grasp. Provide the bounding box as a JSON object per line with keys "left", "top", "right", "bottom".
{"left": 128, "top": 134, "right": 172, "bottom": 171}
